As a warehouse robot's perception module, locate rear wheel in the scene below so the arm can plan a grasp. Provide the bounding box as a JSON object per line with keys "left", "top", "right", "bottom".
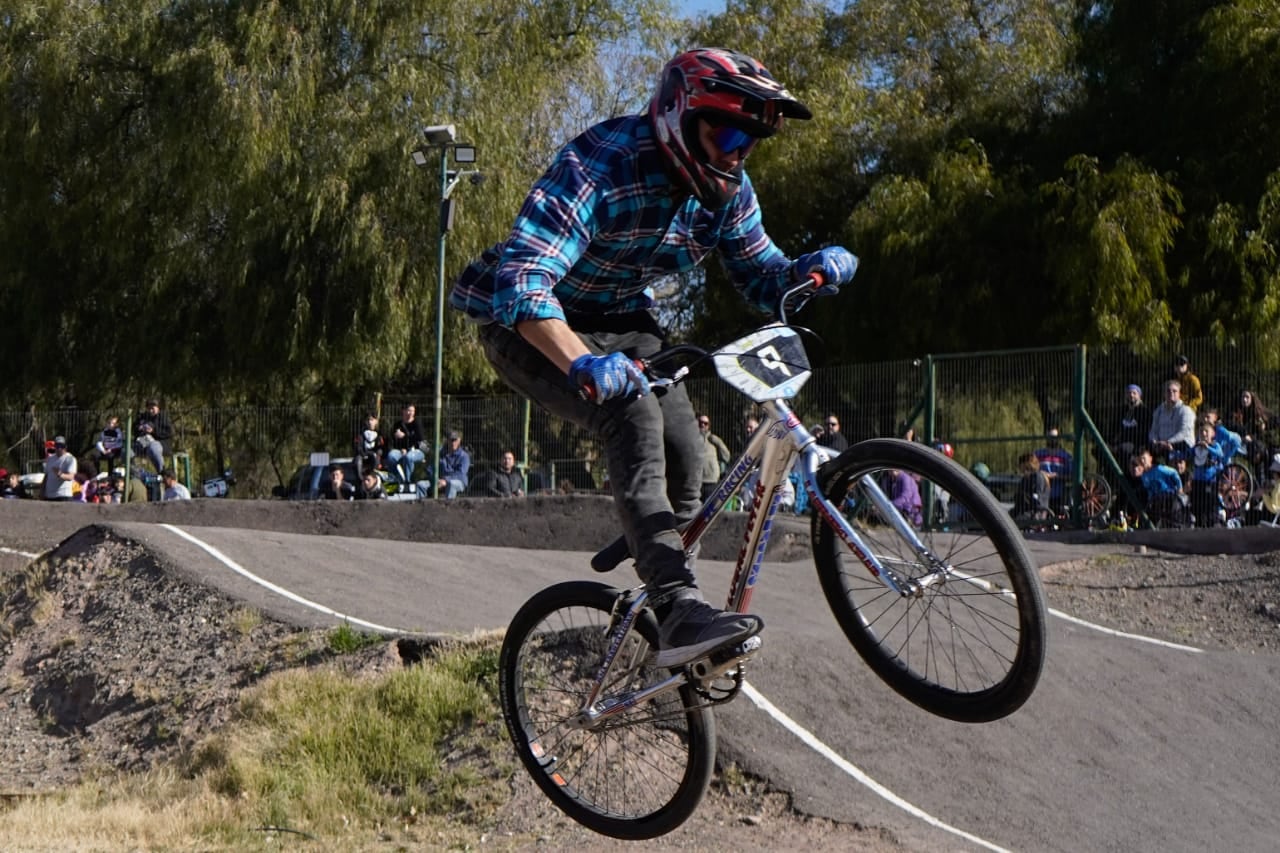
{"left": 498, "top": 581, "right": 715, "bottom": 840}
{"left": 813, "top": 439, "right": 1048, "bottom": 723}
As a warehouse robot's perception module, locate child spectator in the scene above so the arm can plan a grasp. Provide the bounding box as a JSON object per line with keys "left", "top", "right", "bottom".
{"left": 93, "top": 415, "right": 125, "bottom": 470}
{"left": 1136, "top": 453, "right": 1186, "bottom": 524}
{"left": 0, "top": 469, "right": 25, "bottom": 499}
{"left": 1174, "top": 421, "right": 1225, "bottom": 527}
{"left": 1033, "top": 427, "right": 1073, "bottom": 514}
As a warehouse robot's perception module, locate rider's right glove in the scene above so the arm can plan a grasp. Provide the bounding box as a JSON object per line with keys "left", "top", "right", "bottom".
{"left": 569, "top": 352, "right": 651, "bottom": 403}
{"left": 792, "top": 246, "right": 859, "bottom": 296}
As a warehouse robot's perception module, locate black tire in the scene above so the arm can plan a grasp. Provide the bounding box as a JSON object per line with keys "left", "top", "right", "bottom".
{"left": 812, "top": 439, "right": 1048, "bottom": 723}
{"left": 498, "top": 581, "right": 716, "bottom": 840}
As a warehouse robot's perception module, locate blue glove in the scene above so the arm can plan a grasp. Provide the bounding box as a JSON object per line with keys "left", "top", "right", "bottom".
{"left": 569, "top": 353, "right": 651, "bottom": 402}
{"left": 793, "top": 247, "right": 859, "bottom": 295}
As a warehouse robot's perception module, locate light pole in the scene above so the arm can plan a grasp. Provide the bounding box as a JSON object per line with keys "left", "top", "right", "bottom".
{"left": 412, "top": 125, "right": 482, "bottom": 498}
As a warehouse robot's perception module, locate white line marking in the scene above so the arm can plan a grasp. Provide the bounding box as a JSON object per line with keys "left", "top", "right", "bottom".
{"left": 742, "top": 681, "right": 1011, "bottom": 852}
{"left": 0, "top": 546, "right": 39, "bottom": 559}
{"left": 1049, "top": 607, "right": 1203, "bottom": 652}
{"left": 158, "top": 524, "right": 408, "bottom": 635}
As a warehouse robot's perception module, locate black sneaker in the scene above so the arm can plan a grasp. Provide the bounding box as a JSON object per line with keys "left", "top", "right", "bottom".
{"left": 654, "top": 598, "right": 763, "bottom": 668}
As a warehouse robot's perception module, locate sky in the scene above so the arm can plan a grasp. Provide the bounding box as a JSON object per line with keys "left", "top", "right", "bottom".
{"left": 677, "top": 0, "right": 728, "bottom": 19}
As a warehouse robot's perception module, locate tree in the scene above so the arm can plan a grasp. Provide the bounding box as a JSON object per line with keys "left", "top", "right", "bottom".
{"left": 0, "top": 0, "right": 677, "bottom": 407}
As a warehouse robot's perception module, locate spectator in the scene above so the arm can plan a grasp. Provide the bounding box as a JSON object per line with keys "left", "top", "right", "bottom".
{"left": 817, "top": 413, "right": 849, "bottom": 452}
{"left": 432, "top": 429, "right": 471, "bottom": 499}
{"left": 160, "top": 468, "right": 191, "bottom": 501}
{"left": 93, "top": 415, "right": 125, "bottom": 470}
{"left": 113, "top": 470, "right": 148, "bottom": 503}
{"left": 1012, "top": 452, "right": 1051, "bottom": 521}
{"left": 76, "top": 460, "right": 100, "bottom": 503}
{"left": 1113, "top": 384, "right": 1152, "bottom": 463}
{"left": 0, "top": 469, "right": 26, "bottom": 499}
{"left": 1135, "top": 452, "right": 1186, "bottom": 522}
{"left": 134, "top": 399, "right": 173, "bottom": 474}
{"left": 886, "top": 468, "right": 923, "bottom": 526}
{"left": 742, "top": 415, "right": 760, "bottom": 452}
{"left": 1202, "top": 407, "right": 1243, "bottom": 463}
{"left": 43, "top": 436, "right": 77, "bottom": 501}
{"left": 354, "top": 469, "right": 385, "bottom": 500}
{"left": 1149, "top": 380, "right": 1196, "bottom": 460}
{"left": 698, "top": 413, "right": 731, "bottom": 501}
{"left": 1174, "top": 420, "right": 1225, "bottom": 527}
{"left": 85, "top": 472, "right": 110, "bottom": 504}
{"left": 321, "top": 463, "right": 356, "bottom": 500}
{"left": 1033, "top": 427, "right": 1074, "bottom": 515}
{"left": 385, "top": 404, "right": 426, "bottom": 491}
{"left": 492, "top": 450, "right": 526, "bottom": 497}
{"left": 1227, "top": 388, "right": 1273, "bottom": 470}
{"left": 1172, "top": 355, "right": 1203, "bottom": 412}
{"left": 353, "top": 414, "right": 386, "bottom": 480}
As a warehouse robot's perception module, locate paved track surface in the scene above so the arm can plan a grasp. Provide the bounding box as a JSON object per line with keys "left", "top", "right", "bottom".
{"left": 3, "top": 499, "right": 1278, "bottom": 851}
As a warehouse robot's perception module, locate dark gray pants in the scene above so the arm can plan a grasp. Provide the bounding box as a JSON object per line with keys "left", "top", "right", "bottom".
{"left": 479, "top": 319, "right": 702, "bottom": 589}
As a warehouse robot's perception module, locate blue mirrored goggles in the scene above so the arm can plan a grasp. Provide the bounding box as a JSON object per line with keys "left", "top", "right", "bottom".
{"left": 707, "top": 123, "right": 759, "bottom": 158}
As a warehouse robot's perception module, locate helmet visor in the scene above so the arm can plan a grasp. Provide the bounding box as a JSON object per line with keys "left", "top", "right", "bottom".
{"left": 707, "top": 122, "right": 759, "bottom": 158}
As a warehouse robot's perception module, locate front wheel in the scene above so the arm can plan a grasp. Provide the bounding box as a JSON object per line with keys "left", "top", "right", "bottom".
{"left": 812, "top": 439, "right": 1048, "bottom": 723}
{"left": 498, "top": 581, "right": 716, "bottom": 840}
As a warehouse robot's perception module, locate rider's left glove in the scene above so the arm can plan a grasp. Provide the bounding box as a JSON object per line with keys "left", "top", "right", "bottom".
{"left": 569, "top": 352, "right": 651, "bottom": 403}
{"left": 792, "top": 247, "right": 859, "bottom": 296}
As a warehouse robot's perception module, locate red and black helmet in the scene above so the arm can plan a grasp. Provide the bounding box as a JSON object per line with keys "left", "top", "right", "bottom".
{"left": 649, "top": 47, "right": 811, "bottom": 209}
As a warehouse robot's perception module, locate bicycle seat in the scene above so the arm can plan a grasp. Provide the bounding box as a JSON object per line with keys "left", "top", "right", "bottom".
{"left": 590, "top": 535, "right": 631, "bottom": 572}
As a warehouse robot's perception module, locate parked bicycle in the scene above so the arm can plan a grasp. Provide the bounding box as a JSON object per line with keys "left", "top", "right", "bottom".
{"left": 497, "top": 278, "right": 1049, "bottom": 839}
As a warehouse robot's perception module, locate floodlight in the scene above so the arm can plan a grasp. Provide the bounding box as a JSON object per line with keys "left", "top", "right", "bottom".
{"left": 411, "top": 149, "right": 429, "bottom": 167}
{"left": 422, "top": 124, "right": 457, "bottom": 144}
{"left": 453, "top": 145, "right": 477, "bottom": 163}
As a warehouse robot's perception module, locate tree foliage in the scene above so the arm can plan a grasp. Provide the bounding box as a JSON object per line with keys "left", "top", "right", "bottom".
{"left": 2, "top": 0, "right": 1280, "bottom": 412}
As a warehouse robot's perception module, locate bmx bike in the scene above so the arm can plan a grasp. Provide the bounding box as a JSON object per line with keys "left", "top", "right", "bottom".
{"left": 497, "top": 278, "right": 1049, "bottom": 840}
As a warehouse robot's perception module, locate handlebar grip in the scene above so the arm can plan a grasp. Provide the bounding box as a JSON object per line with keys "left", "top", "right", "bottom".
{"left": 807, "top": 271, "right": 826, "bottom": 289}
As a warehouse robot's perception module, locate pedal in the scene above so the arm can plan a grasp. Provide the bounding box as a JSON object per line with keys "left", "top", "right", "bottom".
{"left": 689, "top": 634, "right": 762, "bottom": 682}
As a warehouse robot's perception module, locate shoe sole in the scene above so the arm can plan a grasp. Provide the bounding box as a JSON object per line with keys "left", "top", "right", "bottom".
{"left": 654, "top": 623, "right": 762, "bottom": 669}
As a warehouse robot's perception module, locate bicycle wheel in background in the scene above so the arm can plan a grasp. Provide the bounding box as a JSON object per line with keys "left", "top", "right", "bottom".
{"left": 1077, "top": 473, "right": 1112, "bottom": 528}
{"left": 812, "top": 438, "right": 1048, "bottom": 723}
{"left": 498, "top": 581, "right": 715, "bottom": 840}
{"left": 1218, "top": 462, "right": 1253, "bottom": 520}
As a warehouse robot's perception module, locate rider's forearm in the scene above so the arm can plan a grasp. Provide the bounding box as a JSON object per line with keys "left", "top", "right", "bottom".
{"left": 515, "top": 318, "right": 591, "bottom": 374}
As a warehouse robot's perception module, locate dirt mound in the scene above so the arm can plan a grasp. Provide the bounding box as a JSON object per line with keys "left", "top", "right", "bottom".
{"left": 0, "top": 527, "right": 395, "bottom": 791}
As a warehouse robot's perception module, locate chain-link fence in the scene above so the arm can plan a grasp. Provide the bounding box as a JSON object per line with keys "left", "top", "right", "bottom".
{"left": 3, "top": 336, "right": 1275, "bottom": 502}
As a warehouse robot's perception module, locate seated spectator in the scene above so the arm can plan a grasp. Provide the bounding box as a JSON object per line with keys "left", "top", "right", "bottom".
{"left": 160, "top": 468, "right": 191, "bottom": 501}
{"left": 1227, "top": 389, "right": 1273, "bottom": 471}
{"left": 1135, "top": 452, "right": 1186, "bottom": 521}
{"left": 490, "top": 450, "right": 525, "bottom": 497}
{"left": 354, "top": 469, "right": 386, "bottom": 500}
{"left": 1202, "top": 408, "right": 1243, "bottom": 462}
{"left": 321, "top": 463, "right": 356, "bottom": 500}
{"left": 1173, "top": 354, "right": 1203, "bottom": 412}
{"left": 115, "top": 469, "right": 148, "bottom": 503}
{"left": 0, "top": 469, "right": 26, "bottom": 499}
{"left": 1149, "top": 381, "right": 1195, "bottom": 461}
{"left": 1012, "top": 452, "right": 1051, "bottom": 521}
{"left": 353, "top": 414, "right": 386, "bottom": 480}
{"left": 430, "top": 429, "right": 470, "bottom": 499}
{"left": 134, "top": 399, "right": 173, "bottom": 474}
{"left": 85, "top": 472, "right": 111, "bottom": 504}
{"left": 385, "top": 404, "right": 426, "bottom": 490}
{"left": 1033, "top": 427, "right": 1073, "bottom": 514}
{"left": 94, "top": 415, "right": 126, "bottom": 469}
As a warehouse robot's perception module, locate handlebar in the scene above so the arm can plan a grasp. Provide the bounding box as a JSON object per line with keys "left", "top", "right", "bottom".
{"left": 576, "top": 272, "right": 826, "bottom": 401}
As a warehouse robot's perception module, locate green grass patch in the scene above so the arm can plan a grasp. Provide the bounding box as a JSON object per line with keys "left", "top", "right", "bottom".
{"left": 183, "top": 641, "right": 506, "bottom": 847}
{"left": 326, "top": 622, "right": 384, "bottom": 654}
